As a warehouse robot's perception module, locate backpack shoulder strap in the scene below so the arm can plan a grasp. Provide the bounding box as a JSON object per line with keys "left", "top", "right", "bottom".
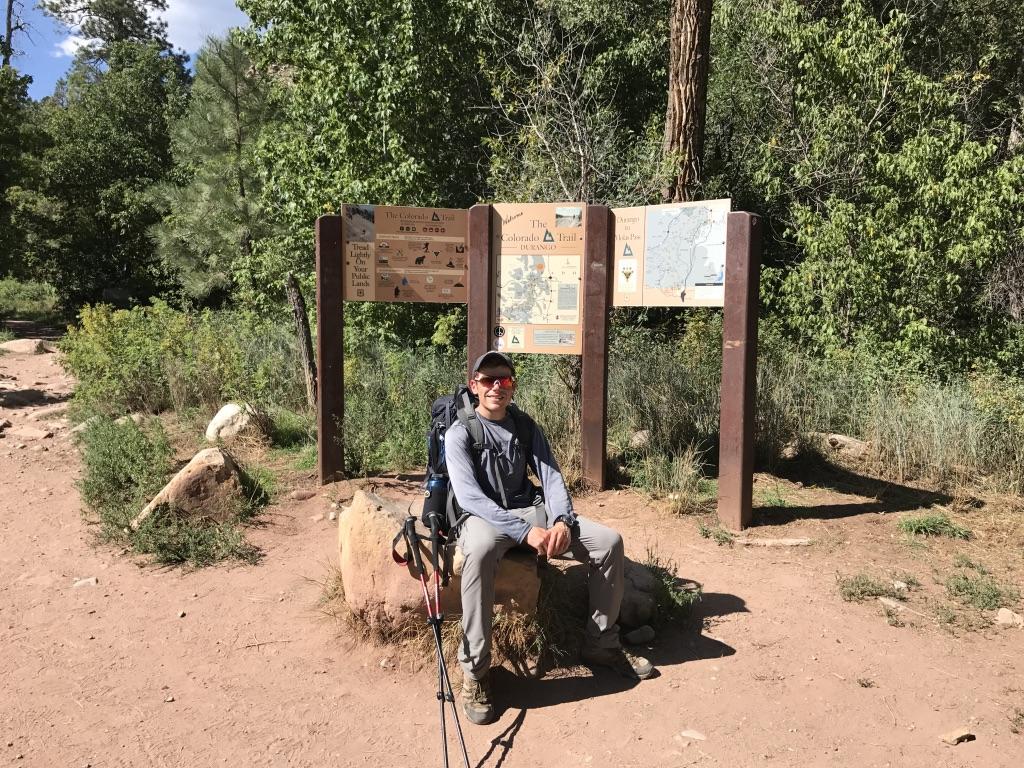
{"left": 456, "top": 389, "right": 484, "bottom": 452}
{"left": 507, "top": 404, "right": 537, "bottom": 473}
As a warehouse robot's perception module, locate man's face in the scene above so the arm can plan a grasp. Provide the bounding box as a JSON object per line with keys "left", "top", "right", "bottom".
{"left": 469, "top": 364, "right": 516, "bottom": 414}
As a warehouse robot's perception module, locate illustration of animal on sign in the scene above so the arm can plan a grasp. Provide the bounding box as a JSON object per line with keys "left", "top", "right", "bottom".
{"left": 415, "top": 254, "right": 426, "bottom": 265}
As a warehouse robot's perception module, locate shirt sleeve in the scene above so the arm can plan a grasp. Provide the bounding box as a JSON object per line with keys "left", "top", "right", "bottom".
{"left": 445, "top": 422, "right": 533, "bottom": 543}
{"left": 529, "top": 422, "right": 576, "bottom": 524}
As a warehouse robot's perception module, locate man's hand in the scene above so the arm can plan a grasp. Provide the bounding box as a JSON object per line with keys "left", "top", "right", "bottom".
{"left": 545, "top": 521, "right": 571, "bottom": 558}
{"left": 525, "top": 526, "right": 549, "bottom": 554}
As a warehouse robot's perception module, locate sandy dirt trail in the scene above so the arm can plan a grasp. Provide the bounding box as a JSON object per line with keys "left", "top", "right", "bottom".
{"left": 1, "top": 343, "right": 1022, "bottom": 767}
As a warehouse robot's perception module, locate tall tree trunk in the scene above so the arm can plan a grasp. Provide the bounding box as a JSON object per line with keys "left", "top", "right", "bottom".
{"left": 3, "top": 0, "right": 15, "bottom": 67}
{"left": 662, "top": 0, "right": 713, "bottom": 202}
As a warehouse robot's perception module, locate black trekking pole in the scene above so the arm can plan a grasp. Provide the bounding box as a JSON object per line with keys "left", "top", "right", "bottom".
{"left": 403, "top": 515, "right": 471, "bottom": 768}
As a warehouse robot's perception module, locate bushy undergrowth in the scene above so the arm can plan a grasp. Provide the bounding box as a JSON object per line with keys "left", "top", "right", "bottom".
{"left": 0, "top": 278, "right": 59, "bottom": 320}
{"left": 64, "top": 302, "right": 1024, "bottom": 500}
{"left": 62, "top": 302, "right": 309, "bottom": 421}
{"left": 78, "top": 416, "right": 263, "bottom": 566}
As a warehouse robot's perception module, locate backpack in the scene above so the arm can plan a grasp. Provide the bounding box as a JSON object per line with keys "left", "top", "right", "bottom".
{"left": 421, "top": 385, "right": 537, "bottom": 536}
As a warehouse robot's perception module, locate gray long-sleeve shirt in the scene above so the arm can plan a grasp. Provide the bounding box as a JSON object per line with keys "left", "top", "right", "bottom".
{"left": 444, "top": 408, "right": 576, "bottom": 543}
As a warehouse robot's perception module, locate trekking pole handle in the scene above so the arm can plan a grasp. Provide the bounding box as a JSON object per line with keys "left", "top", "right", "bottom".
{"left": 405, "top": 516, "right": 426, "bottom": 575}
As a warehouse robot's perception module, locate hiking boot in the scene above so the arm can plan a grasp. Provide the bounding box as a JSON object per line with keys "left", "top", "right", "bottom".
{"left": 461, "top": 672, "right": 495, "bottom": 725}
{"left": 581, "top": 645, "right": 655, "bottom": 680}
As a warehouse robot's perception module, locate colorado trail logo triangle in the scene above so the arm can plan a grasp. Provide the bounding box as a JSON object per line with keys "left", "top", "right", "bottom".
{"left": 431, "top": 212, "right": 440, "bottom": 221}
{"left": 543, "top": 230, "right": 554, "bottom": 243}
{"left": 623, "top": 243, "right": 634, "bottom": 257}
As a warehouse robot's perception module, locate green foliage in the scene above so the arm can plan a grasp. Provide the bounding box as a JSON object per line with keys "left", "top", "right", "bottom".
{"left": 837, "top": 573, "right": 903, "bottom": 602}
{"left": 697, "top": 521, "right": 735, "bottom": 546}
{"left": 132, "top": 510, "right": 260, "bottom": 566}
{"left": 897, "top": 513, "right": 972, "bottom": 540}
{"left": 0, "top": 64, "right": 39, "bottom": 279}
{"left": 23, "top": 43, "right": 188, "bottom": 307}
{"left": 343, "top": 343, "right": 464, "bottom": 474}
{"left": 61, "top": 302, "right": 308, "bottom": 417}
{"left": 77, "top": 415, "right": 173, "bottom": 534}
{"left": 236, "top": 0, "right": 491, "bottom": 311}
{"left": 707, "top": 0, "right": 1024, "bottom": 372}
{"left": 642, "top": 548, "right": 702, "bottom": 626}
{"left": 77, "top": 414, "right": 265, "bottom": 566}
{"left": 945, "top": 572, "right": 1019, "bottom": 611}
{"left": 149, "top": 33, "right": 279, "bottom": 305}
{"left": 0, "top": 278, "right": 58, "bottom": 320}
{"left": 40, "top": 0, "right": 177, "bottom": 60}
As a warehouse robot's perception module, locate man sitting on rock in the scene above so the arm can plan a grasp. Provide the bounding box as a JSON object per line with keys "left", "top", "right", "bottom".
{"left": 446, "top": 350, "right": 653, "bottom": 726}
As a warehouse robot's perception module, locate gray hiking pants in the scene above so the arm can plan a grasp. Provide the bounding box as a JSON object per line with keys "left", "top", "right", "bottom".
{"left": 456, "top": 503, "right": 624, "bottom": 681}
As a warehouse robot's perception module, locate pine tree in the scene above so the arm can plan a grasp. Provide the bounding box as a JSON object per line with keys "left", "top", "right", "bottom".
{"left": 149, "top": 32, "right": 278, "bottom": 305}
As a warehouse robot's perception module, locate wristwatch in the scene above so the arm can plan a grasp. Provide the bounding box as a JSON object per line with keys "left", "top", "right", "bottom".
{"left": 553, "top": 515, "right": 577, "bottom": 530}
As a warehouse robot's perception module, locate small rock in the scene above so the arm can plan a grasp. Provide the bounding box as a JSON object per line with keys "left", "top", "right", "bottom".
{"left": 995, "top": 607, "right": 1024, "bottom": 627}
{"left": 30, "top": 445, "right": 48, "bottom": 453}
{"left": 288, "top": 489, "right": 317, "bottom": 501}
{"left": 178, "top": 610, "right": 186, "bottom": 618}
{"left": 624, "top": 625, "right": 656, "bottom": 645}
{"left": 328, "top": 510, "right": 337, "bottom": 522}
{"left": 939, "top": 727, "right": 975, "bottom": 745}
{"left": 114, "top": 414, "right": 145, "bottom": 426}
{"left": 164, "top": 695, "right": 175, "bottom": 703}
{"left": 73, "top": 577, "right": 99, "bottom": 588}
{"left": 0, "top": 418, "right": 11, "bottom": 431}
{"left": 309, "top": 514, "right": 323, "bottom": 522}
{"left": 379, "top": 657, "right": 394, "bottom": 669}
{"left": 628, "top": 430, "right": 651, "bottom": 450}
{"left": 13, "top": 443, "right": 25, "bottom": 449}
{"left": 892, "top": 580, "right": 909, "bottom": 593}
{"left": 678, "top": 729, "right": 706, "bottom": 741}
{"left": 6, "top": 426, "right": 52, "bottom": 440}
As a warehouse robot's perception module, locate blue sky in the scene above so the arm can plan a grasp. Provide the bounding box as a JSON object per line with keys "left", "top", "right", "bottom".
{"left": 9, "top": 1, "right": 250, "bottom": 100}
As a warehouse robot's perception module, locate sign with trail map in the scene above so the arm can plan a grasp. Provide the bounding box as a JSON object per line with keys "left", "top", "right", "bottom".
{"left": 612, "top": 199, "right": 731, "bottom": 307}
{"left": 490, "top": 203, "right": 586, "bottom": 355}
{"left": 342, "top": 205, "right": 468, "bottom": 303}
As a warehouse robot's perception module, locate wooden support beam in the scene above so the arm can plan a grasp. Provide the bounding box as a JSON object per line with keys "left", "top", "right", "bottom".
{"left": 581, "top": 205, "right": 613, "bottom": 490}
{"left": 316, "top": 215, "right": 345, "bottom": 484}
{"left": 718, "top": 212, "right": 761, "bottom": 529}
{"left": 466, "top": 204, "right": 493, "bottom": 378}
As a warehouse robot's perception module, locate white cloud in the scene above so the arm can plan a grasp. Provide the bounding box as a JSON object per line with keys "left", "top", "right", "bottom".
{"left": 160, "top": 0, "right": 250, "bottom": 54}
{"left": 53, "top": 35, "right": 91, "bottom": 58}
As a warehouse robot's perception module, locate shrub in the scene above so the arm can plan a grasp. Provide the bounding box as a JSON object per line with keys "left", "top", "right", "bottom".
{"left": 62, "top": 302, "right": 308, "bottom": 419}
{"left": 897, "top": 513, "right": 972, "bottom": 540}
{"left": 78, "top": 416, "right": 173, "bottom": 536}
{"left": 0, "top": 278, "right": 59, "bottom": 320}
{"left": 77, "top": 415, "right": 264, "bottom": 566}
{"left": 837, "top": 573, "right": 903, "bottom": 602}
{"left": 946, "top": 573, "right": 1019, "bottom": 611}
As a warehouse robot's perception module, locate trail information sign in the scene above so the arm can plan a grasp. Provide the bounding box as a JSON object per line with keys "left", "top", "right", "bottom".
{"left": 342, "top": 204, "right": 468, "bottom": 303}
{"left": 490, "top": 203, "right": 587, "bottom": 355}
{"left": 612, "top": 198, "right": 730, "bottom": 307}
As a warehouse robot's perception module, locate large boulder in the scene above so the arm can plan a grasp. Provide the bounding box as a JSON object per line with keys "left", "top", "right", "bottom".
{"left": 338, "top": 490, "right": 541, "bottom": 631}
{"left": 131, "top": 447, "right": 244, "bottom": 529}
{"left": 205, "top": 403, "right": 255, "bottom": 442}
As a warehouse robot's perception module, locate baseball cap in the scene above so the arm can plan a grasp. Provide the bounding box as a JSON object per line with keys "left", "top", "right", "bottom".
{"left": 472, "top": 350, "right": 516, "bottom": 376}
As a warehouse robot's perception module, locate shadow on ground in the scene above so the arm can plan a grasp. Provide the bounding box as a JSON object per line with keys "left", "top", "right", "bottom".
{"left": 754, "top": 454, "right": 954, "bottom": 526}
{"left": 0, "top": 389, "right": 71, "bottom": 409}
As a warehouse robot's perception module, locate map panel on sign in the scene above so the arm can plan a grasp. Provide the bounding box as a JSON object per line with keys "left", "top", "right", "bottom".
{"left": 643, "top": 199, "right": 729, "bottom": 307}
{"left": 496, "top": 254, "right": 581, "bottom": 325}
{"left": 342, "top": 204, "right": 467, "bottom": 303}
{"left": 491, "top": 202, "right": 586, "bottom": 355}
